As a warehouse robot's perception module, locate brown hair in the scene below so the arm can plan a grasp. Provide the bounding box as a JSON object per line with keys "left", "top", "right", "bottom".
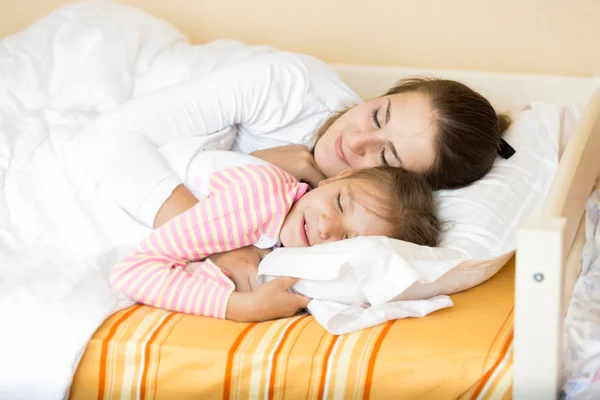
{"left": 341, "top": 166, "right": 440, "bottom": 247}
{"left": 315, "top": 77, "right": 511, "bottom": 190}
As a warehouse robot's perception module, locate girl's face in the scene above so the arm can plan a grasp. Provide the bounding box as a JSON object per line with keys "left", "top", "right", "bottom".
{"left": 313, "top": 91, "right": 438, "bottom": 178}
{"left": 279, "top": 173, "right": 392, "bottom": 248}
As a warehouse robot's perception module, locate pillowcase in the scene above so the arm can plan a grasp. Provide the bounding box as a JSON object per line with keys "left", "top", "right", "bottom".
{"left": 258, "top": 103, "right": 576, "bottom": 302}
{"left": 436, "top": 104, "right": 559, "bottom": 259}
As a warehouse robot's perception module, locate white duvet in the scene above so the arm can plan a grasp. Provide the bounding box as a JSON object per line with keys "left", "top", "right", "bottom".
{"left": 2, "top": 1, "right": 442, "bottom": 396}
{"left": 561, "top": 191, "right": 600, "bottom": 399}
{"left": 0, "top": 1, "right": 264, "bottom": 398}
{"left": 0, "top": 1, "right": 448, "bottom": 396}
{"left": 0, "top": 1, "right": 594, "bottom": 399}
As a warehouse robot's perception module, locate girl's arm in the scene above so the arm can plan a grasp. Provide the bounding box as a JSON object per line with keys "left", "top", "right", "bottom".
{"left": 226, "top": 277, "right": 310, "bottom": 322}
{"left": 110, "top": 164, "right": 306, "bottom": 318}
{"left": 110, "top": 187, "right": 241, "bottom": 318}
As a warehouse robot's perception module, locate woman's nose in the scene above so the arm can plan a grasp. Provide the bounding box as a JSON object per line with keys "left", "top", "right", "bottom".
{"left": 345, "top": 130, "right": 380, "bottom": 157}
{"left": 317, "top": 214, "right": 342, "bottom": 242}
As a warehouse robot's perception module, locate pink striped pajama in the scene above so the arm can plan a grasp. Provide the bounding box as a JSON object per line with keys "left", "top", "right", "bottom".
{"left": 110, "top": 164, "right": 309, "bottom": 319}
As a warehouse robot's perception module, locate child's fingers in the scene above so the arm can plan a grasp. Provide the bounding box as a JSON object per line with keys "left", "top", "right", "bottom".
{"left": 258, "top": 248, "right": 272, "bottom": 259}
{"left": 272, "top": 276, "right": 300, "bottom": 289}
{"left": 292, "top": 293, "right": 311, "bottom": 308}
{"left": 282, "top": 290, "right": 311, "bottom": 308}
{"left": 301, "top": 163, "right": 327, "bottom": 189}
{"left": 279, "top": 296, "right": 311, "bottom": 318}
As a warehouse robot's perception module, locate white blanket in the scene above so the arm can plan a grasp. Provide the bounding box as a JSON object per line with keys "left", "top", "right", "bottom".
{"left": 0, "top": 0, "right": 583, "bottom": 398}
{"left": 561, "top": 190, "right": 600, "bottom": 399}
{"left": 0, "top": 244, "right": 134, "bottom": 399}
{"left": 0, "top": 1, "right": 446, "bottom": 396}
{"left": 0, "top": 1, "right": 260, "bottom": 398}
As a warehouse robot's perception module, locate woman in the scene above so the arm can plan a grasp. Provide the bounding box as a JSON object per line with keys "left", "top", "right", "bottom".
{"left": 72, "top": 45, "right": 510, "bottom": 230}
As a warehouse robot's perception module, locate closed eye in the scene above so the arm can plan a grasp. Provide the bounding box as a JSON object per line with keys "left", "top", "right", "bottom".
{"left": 379, "top": 148, "right": 389, "bottom": 166}
{"left": 336, "top": 192, "right": 343, "bottom": 213}
{"left": 371, "top": 107, "right": 381, "bottom": 129}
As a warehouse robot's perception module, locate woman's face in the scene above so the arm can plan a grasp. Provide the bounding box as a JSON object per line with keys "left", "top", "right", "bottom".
{"left": 314, "top": 91, "right": 438, "bottom": 178}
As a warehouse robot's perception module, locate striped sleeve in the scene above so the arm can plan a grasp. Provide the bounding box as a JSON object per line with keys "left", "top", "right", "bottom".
{"left": 110, "top": 164, "right": 309, "bottom": 319}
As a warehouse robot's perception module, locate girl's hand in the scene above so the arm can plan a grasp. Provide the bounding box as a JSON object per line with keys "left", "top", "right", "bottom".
{"left": 209, "top": 246, "right": 272, "bottom": 292}
{"left": 210, "top": 246, "right": 270, "bottom": 273}
{"left": 251, "top": 144, "right": 327, "bottom": 188}
{"left": 226, "top": 277, "right": 311, "bottom": 322}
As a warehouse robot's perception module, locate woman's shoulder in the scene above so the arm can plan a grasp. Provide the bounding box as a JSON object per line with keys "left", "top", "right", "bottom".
{"left": 283, "top": 52, "right": 362, "bottom": 112}
{"left": 240, "top": 49, "right": 361, "bottom": 113}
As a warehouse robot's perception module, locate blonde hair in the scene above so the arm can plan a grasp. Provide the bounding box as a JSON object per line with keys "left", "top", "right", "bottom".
{"left": 341, "top": 166, "right": 440, "bottom": 247}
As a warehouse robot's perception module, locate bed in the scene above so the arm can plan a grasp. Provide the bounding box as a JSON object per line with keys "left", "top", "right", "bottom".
{"left": 2, "top": 1, "right": 600, "bottom": 399}
{"left": 63, "top": 65, "right": 600, "bottom": 399}
{"left": 70, "top": 261, "right": 515, "bottom": 399}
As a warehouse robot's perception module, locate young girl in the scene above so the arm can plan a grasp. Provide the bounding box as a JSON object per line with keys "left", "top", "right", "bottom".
{"left": 110, "top": 163, "right": 439, "bottom": 322}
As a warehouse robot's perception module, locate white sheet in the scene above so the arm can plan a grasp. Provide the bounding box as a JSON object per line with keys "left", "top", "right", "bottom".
{"left": 0, "top": 1, "right": 261, "bottom": 398}
{"left": 0, "top": 0, "right": 588, "bottom": 398}
{"left": 561, "top": 190, "right": 600, "bottom": 399}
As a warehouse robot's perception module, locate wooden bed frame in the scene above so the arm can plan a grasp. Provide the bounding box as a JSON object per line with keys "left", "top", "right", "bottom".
{"left": 333, "top": 64, "right": 600, "bottom": 399}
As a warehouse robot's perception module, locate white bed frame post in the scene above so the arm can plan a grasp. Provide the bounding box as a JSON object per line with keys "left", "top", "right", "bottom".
{"left": 514, "top": 87, "right": 600, "bottom": 400}
{"left": 514, "top": 217, "right": 567, "bottom": 400}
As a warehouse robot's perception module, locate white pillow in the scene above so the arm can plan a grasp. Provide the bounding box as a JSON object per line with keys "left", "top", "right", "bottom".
{"left": 257, "top": 103, "right": 577, "bottom": 302}
{"left": 436, "top": 104, "right": 560, "bottom": 260}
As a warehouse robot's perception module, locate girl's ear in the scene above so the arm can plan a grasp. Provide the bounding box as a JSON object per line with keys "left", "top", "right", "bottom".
{"left": 318, "top": 169, "right": 356, "bottom": 187}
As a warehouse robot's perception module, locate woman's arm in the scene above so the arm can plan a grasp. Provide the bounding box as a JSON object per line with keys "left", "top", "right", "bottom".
{"left": 72, "top": 52, "right": 312, "bottom": 227}
{"left": 153, "top": 184, "right": 198, "bottom": 228}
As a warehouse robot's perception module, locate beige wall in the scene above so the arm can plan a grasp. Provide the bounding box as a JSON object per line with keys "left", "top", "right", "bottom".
{"left": 2, "top": 0, "right": 599, "bottom": 77}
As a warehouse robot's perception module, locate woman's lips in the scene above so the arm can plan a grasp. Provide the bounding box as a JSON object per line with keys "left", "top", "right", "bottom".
{"left": 299, "top": 215, "right": 310, "bottom": 246}
{"left": 335, "top": 135, "right": 349, "bottom": 165}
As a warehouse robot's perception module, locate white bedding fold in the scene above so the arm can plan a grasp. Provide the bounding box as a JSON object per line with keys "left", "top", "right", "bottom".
{"left": 0, "top": 1, "right": 270, "bottom": 398}
{"left": 0, "top": 0, "right": 590, "bottom": 398}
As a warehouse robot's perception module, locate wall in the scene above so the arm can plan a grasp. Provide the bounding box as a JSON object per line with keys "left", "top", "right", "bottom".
{"left": 2, "top": 0, "right": 599, "bottom": 77}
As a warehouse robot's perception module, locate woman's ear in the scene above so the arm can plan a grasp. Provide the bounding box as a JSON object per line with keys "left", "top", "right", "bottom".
{"left": 318, "top": 169, "right": 356, "bottom": 187}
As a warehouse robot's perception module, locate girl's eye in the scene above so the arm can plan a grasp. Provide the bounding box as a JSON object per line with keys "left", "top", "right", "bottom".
{"left": 371, "top": 107, "right": 381, "bottom": 129}
{"left": 379, "top": 148, "right": 389, "bottom": 166}
{"left": 336, "top": 192, "right": 343, "bottom": 213}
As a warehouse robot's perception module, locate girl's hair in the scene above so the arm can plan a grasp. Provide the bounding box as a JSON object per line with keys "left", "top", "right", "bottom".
{"left": 315, "top": 77, "right": 511, "bottom": 190}
{"left": 341, "top": 166, "right": 440, "bottom": 247}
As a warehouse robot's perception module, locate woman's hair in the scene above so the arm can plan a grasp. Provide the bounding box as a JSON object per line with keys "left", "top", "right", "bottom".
{"left": 316, "top": 77, "right": 511, "bottom": 190}
{"left": 341, "top": 166, "right": 440, "bottom": 247}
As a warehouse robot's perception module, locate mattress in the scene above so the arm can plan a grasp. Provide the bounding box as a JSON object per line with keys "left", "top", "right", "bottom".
{"left": 69, "top": 259, "right": 515, "bottom": 399}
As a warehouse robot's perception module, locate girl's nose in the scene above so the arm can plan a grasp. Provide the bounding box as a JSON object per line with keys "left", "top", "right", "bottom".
{"left": 317, "top": 214, "right": 342, "bottom": 242}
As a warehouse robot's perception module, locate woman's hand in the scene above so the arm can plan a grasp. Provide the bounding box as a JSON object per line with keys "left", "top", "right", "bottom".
{"left": 154, "top": 144, "right": 324, "bottom": 228}
{"left": 226, "top": 277, "right": 311, "bottom": 322}
{"left": 153, "top": 184, "right": 199, "bottom": 228}
{"left": 251, "top": 144, "right": 327, "bottom": 188}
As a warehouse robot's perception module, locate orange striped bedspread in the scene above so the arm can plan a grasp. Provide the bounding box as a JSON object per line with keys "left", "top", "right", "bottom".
{"left": 70, "top": 258, "right": 516, "bottom": 400}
